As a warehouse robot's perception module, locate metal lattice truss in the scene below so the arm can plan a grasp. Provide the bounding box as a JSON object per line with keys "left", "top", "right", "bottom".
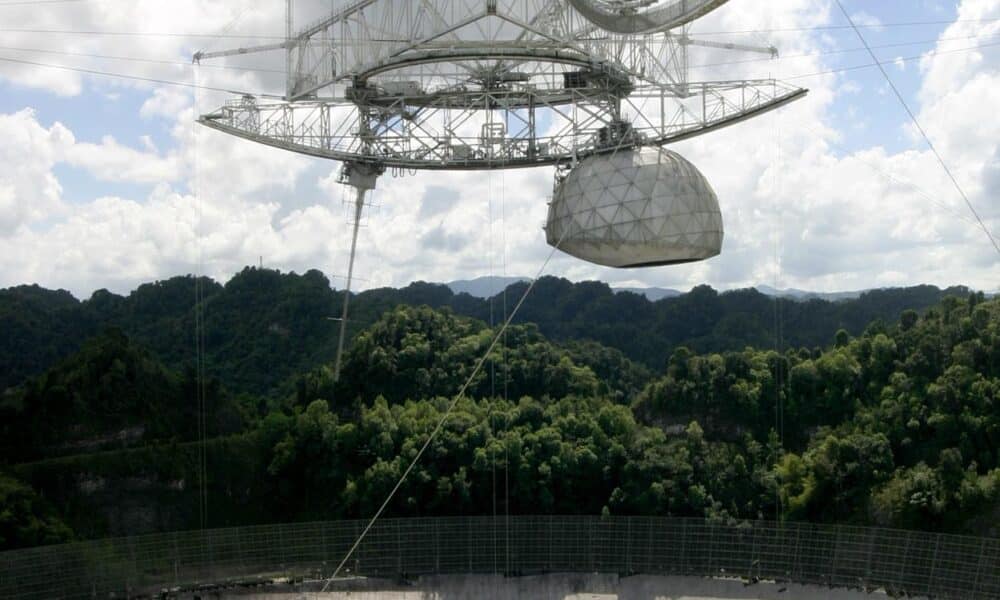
{"left": 197, "top": 0, "right": 807, "bottom": 170}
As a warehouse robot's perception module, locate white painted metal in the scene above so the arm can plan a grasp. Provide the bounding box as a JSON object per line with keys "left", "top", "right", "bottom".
{"left": 191, "top": 0, "right": 803, "bottom": 351}
{"left": 669, "top": 32, "right": 778, "bottom": 57}
{"left": 333, "top": 186, "right": 365, "bottom": 383}
{"left": 545, "top": 147, "right": 722, "bottom": 267}
{"left": 199, "top": 80, "right": 803, "bottom": 170}
{"left": 566, "top": 0, "right": 730, "bottom": 34}
{"left": 195, "top": 0, "right": 807, "bottom": 171}
{"left": 331, "top": 160, "right": 383, "bottom": 382}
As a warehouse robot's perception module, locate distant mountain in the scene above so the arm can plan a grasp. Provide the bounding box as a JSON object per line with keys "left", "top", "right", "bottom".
{"left": 451, "top": 279, "right": 873, "bottom": 303}
{"left": 447, "top": 276, "right": 528, "bottom": 298}
{"left": 614, "top": 286, "right": 683, "bottom": 301}
{"left": 449, "top": 277, "right": 682, "bottom": 302}
{"left": 755, "top": 284, "right": 864, "bottom": 302}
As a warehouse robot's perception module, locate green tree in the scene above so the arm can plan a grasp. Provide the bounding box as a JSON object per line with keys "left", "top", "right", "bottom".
{"left": 0, "top": 473, "right": 74, "bottom": 550}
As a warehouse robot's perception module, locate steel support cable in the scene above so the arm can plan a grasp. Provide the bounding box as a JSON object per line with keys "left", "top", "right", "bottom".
{"left": 0, "top": 28, "right": 293, "bottom": 39}
{"left": 691, "top": 16, "right": 1000, "bottom": 36}
{"left": 500, "top": 147, "right": 510, "bottom": 578}
{"left": 6, "top": 17, "right": 1000, "bottom": 38}
{"left": 200, "top": 1, "right": 257, "bottom": 55}
{"left": 0, "top": 54, "right": 260, "bottom": 94}
{"left": 488, "top": 152, "right": 498, "bottom": 578}
{"left": 1, "top": 31, "right": 1000, "bottom": 88}
{"left": 759, "top": 115, "right": 986, "bottom": 263}
{"left": 0, "top": 33, "right": 995, "bottom": 75}
{"left": 497, "top": 110, "right": 512, "bottom": 578}
{"left": 3, "top": 36, "right": 1000, "bottom": 103}
{"left": 193, "top": 61, "right": 208, "bottom": 531}
{"left": 770, "top": 106, "right": 784, "bottom": 523}
{"left": 689, "top": 31, "right": 1000, "bottom": 72}
{"left": 0, "top": 0, "right": 86, "bottom": 5}
{"left": 495, "top": 103, "right": 513, "bottom": 587}
{"left": 835, "top": 0, "right": 1000, "bottom": 256}
{"left": 0, "top": 44, "right": 286, "bottom": 74}
{"left": 792, "top": 119, "right": 979, "bottom": 228}
{"left": 778, "top": 38, "right": 1000, "bottom": 81}
{"left": 190, "top": 5, "right": 262, "bottom": 531}
{"left": 318, "top": 221, "right": 575, "bottom": 593}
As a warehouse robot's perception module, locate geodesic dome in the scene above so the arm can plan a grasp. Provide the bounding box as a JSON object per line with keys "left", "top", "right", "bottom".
{"left": 545, "top": 147, "right": 723, "bottom": 268}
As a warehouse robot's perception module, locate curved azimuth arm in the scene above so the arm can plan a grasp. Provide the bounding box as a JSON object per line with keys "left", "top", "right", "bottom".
{"left": 196, "top": 0, "right": 807, "bottom": 170}
{"left": 565, "top": 0, "right": 730, "bottom": 34}
{"left": 198, "top": 80, "right": 806, "bottom": 170}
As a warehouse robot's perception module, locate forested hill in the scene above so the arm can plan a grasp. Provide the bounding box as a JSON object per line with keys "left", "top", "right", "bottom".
{"left": 0, "top": 267, "right": 969, "bottom": 395}
{"left": 1, "top": 291, "right": 997, "bottom": 550}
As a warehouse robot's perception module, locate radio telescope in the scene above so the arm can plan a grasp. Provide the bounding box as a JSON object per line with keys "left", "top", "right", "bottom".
{"left": 195, "top": 0, "right": 807, "bottom": 378}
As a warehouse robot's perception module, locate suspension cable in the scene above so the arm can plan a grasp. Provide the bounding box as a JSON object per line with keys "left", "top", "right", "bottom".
{"left": 193, "top": 58, "right": 208, "bottom": 531}
{"left": 834, "top": 0, "right": 1000, "bottom": 256}
{"left": 317, "top": 221, "right": 574, "bottom": 593}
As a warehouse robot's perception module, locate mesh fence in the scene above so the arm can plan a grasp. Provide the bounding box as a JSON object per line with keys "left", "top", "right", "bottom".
{"left": 1, "top": 516, "right": 998, "bottom": 599}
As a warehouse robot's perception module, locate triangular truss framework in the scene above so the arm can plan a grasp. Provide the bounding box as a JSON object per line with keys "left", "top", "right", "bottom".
{"left": 545, "top": 147, "right": 724, "bottom": 267}
{"left": 197, "top": 0, "right": 807, "bottom": 171}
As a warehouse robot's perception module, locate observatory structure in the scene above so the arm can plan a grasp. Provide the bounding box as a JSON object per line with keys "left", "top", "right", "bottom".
{"left": 195, "top": 0, "right": 807, "bottom": 377}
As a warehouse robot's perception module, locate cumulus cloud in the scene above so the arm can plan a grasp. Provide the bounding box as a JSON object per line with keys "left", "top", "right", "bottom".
{"left": 850, "top": 11, "right": 885, "bottom": 32}
{"left": 651, "top": 0, "right": 1000, "bottom": 293}
{"left": 0, "top": 109, "right": 71, "bottom": 233}
{"left": 65, "top": 135, "right": 182, "bottom": 183}
{"left": 140, "top": 88, "right": 191, "bottom": 120}
{"left": 0, "top": 0, "right": 997, "bottom": 298}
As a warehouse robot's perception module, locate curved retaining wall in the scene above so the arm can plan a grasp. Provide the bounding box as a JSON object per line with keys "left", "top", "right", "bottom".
{"left": 1, "top": 516, "right": 998, "bottom": 599}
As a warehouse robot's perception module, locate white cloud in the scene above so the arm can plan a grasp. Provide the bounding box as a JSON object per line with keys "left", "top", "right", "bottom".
{"left": 140, "top": 88, "right": 191, "bottom": 120}
{"left": 850, "top": 11, "right": 885, "bottom": 32}
{"left": 65, "top": 135, "right": 181, "bottom": 183}
{"left": 0, "top": 0, "right": 997, "bottom": 298}
{"left": 0, "top": 109, "right": 71, "bottom": 233}
{"left": 0, "top": 0, "right": 287, "bottom": 99}
{"left": 839, "top": 80, "right": 862, "bottom": 95}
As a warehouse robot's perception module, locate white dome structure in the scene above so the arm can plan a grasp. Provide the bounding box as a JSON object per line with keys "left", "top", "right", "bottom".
{"left": 545, "top": 147, "right": 723, "bottom": 268}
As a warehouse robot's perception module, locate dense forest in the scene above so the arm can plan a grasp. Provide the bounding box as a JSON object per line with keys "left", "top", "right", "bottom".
{"left": 0, "top": 271, "right": 996, "bottom": 551}
{"left": 0, "top": 268, "right": 968, "bottom": 395}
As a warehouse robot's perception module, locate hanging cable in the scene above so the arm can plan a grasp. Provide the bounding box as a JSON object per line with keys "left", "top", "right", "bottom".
{"left": 4, "top": 31, "right": 1000, "bottom": 108}
{"left": 689, "top": 30, "right": 1000, "bottom": 72}
{"left": 192, "top": 58, "right": 208, "bottom": 531}
{"left": 187, "top": 0, "right": 252, "bottom": 522}
{"left": 6, "top": 36, "right": 1000, "bottom": 107}
{"left": 317, "top": 221, "right": 576, "bottom": 593}
{"left": 689, "top": 16, "right": 1000, "bottom": 36}
{"left": 495, "top": 101, "right": 511, "bottom": 578}
{"left": 771, "top": 106, "right": 784, "bottom": 524}
{"left": 487, "top": 146, "right": 498, "bottom": 579}
{"left": 792, "top": 119, "right": 979, "bottom": 228}
{"left": 0, "top": 27, "right": 292, "bottom": 39}
{"left": 2, "top": 32, "right": 997, "bottom": 77}
{"left": 6, "top": 17, "right": 1000, "bottom": 38}
{"left": 0, "top": 54, "right": 260, "bottom": 94}
{"left": 777, "top": 38, "right": 1000, "bottom": 81}
{"left": 201, "top": 1, "right": 257, "bottom": 55}
{"left": 833, "top": 0, "right": 1000, "bottom": 256}
{"left": 0, "top": 0, "right": 87, "bottom": 5}
{"left": 0, "top": 44, "right": 286, "bottom": 73}
{"left": 500, "top": 133, "right": 511, "bottom": 578}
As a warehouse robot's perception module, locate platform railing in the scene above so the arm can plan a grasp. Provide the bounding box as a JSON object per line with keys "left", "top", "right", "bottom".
{"left": 2, "top": 516, "right": 998, "bottom": 599}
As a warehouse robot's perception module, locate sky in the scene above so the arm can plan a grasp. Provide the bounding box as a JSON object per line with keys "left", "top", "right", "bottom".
{"left": 0, "top": 0, "right": 998, "bottom": 299}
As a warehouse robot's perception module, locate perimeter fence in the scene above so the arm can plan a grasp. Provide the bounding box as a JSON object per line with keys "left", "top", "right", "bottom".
{"left": 1, "top": 516, "right": 998, "bottom": 599}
